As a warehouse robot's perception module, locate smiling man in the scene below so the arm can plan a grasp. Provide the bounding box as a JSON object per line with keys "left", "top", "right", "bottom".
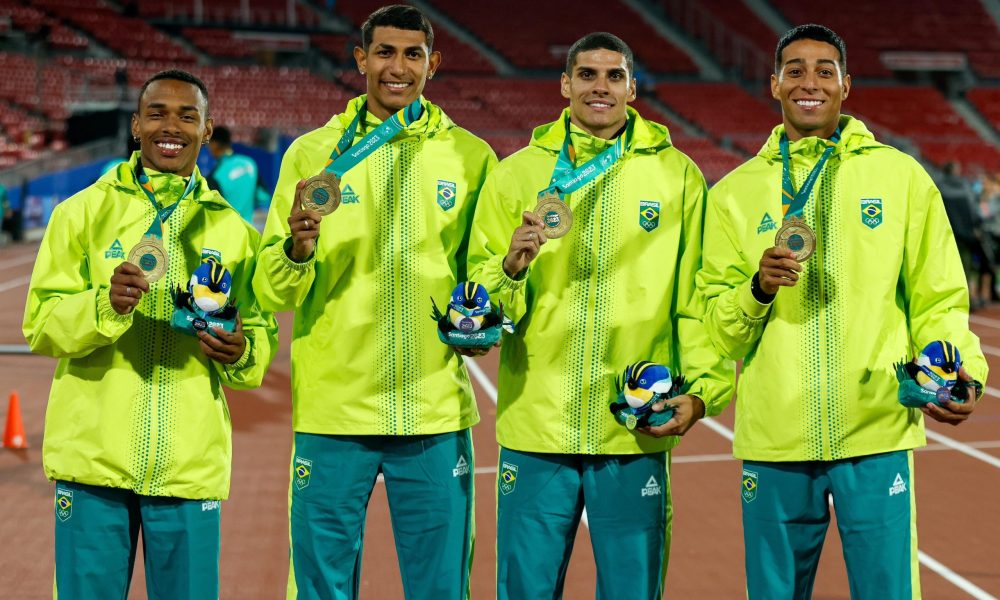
{"left": 467, "top": 32, "right": 732, "bottom": 599}
{"left": 252, "top": 5, "right": 496, "bottom": 599}
{"left": 23, "top": 69, "right": 278, "bottom": 599}
{"left": 697, "top": 24, "right": 987, "bottom": 599}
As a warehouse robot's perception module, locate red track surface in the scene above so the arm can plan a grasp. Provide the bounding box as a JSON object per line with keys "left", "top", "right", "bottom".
{"left": 1, "top": 240, "right": 998, "bottom": 598}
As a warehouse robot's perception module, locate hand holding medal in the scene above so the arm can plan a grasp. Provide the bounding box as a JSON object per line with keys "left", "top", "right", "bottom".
{"left": 502, "top": 211, "right": 546, "bottom": 278}
{"left": 288, "top": 180, "right": 323, "bottom": 263}
{"left": 109, "top": 261, "right": 150, "bottom": 315}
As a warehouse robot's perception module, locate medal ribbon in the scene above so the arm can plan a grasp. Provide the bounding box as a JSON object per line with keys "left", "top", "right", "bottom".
{"left": 779, "top": 128, "right": 841, "bottom": 219}
{"left": 541, "top": 115, "right": 633, "bottom": 199}
{"left": 321, "top": 98, "right": 423, "bottom": 178}
{"left": 135, "top": 160, "right": 197, "bottom": 239}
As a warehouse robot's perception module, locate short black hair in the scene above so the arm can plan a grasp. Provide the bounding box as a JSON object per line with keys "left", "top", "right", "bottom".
{"left": 137, "top": 69, "right": 210, "bottom": 114}
{"left": 566, "top": 32, "right": 634, "bottom": 77}
{"left": 211, "top": 125, "right": 232, "bottom": 147}
{"left": 361, "top": 5, "right": 433, "bottom": 51}
{"left": 775, "top": 24, "right": 847, "bottom": 74}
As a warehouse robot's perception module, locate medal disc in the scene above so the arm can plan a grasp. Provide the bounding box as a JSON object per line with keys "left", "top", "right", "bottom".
{"left": 625, "top": 413, "right": 638, "bottom": 430}
{"left": 128, "top": 236, "right": 168, "bottom": 283}
{"left": 775, "top": 216, "right": 816, "bottom": 262}
{"left": 302, "top": 172, "right": 342, "bottom": 216}
{"left": 533, "top": 192, "right": 572, "bottom": 239}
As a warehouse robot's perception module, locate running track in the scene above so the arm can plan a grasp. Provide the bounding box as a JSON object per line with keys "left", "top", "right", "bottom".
{"left": 1, "top": 241, "right": 998, "bottom": 598}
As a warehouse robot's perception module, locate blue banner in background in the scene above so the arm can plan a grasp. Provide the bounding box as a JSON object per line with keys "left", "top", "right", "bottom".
{"left": 13, "top": 143, "right": 281, "bottom": 230}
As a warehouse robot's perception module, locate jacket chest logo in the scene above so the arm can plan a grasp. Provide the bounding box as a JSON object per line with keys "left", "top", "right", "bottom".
{"left": 757, "top": 213, "right": 777, "bottom": 234}
{"left": 105, "top": 239, "right": 125, "bottom": 260}
{"left": 437, "top": 180, "right": 456, "bottom": 211}
{"left": 639, "top": 200, "right": 660, "bottom": 232}
{"left": 341, "top": 184, "right": 360, "bottom": 205}
{"left": 861, "top": 198, "right": 883, "bottom": 229}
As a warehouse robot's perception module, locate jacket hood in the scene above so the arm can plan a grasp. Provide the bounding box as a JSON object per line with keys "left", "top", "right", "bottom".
{"left": 326, "top": 95, "right": 453, "bottom": 140}
{"left": 102, "top": 152, "right": 228, "bottom": 208}
{"left": 529, "top": 106, "right": 672, "bottom": 158}
{"left": 757, "top": 114, "right": 887, "bottom": 163}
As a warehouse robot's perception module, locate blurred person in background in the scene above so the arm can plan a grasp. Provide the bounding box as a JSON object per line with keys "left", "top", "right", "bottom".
{"left": 206, "top": 125, "right": 269, "bottom": 225}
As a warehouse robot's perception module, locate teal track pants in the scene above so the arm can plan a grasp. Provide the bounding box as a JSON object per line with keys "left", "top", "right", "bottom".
{"left": 496, "top": 447, "right": 671, "bottom": 600}
{"left": 742, "top": 450, "right": 919, "bottom": 599}
{"left": 287, "top": 429, "right": 475, "bottom": 600}
{"left": 53, "top": 481, "right": 221, "bottom": 600}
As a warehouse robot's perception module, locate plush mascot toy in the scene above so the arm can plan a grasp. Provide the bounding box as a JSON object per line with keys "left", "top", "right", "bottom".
{"left": 610, "top": 361, "right": 686, "bottom": 430}
{"left": 171, "top": 257, "right": 238, "bottom": 337}
{"left": 431, "top": 282, "right": 513, "bottom": 349}
{"left": 895, "top": 340, "right": 979, "bottom": 408}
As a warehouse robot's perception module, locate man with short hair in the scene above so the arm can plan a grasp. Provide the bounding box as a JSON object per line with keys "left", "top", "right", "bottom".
{"left": 23, "top": 69, "right": 278, "bottom": 599}
{"left": 206, "top": 125, "right": 269, "bottom": 224}
{"left": 468, "top": 32, "right": 732, "bottom": 599}
{"left": 697, "top": 24, "right": 987, "bottom": 599}
{"left": 252, "top": 5, "right": 496, "bottom": 599}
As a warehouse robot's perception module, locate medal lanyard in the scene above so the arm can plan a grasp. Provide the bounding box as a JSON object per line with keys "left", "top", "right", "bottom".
{"left": 779, "top": 128, "right": 841, "bottom": 219}
{"left": 135, "top": 161, "right": 197, "bottom": 238}
{"left": 321, "top": 98, "right": 423, "bottom": 178}
{"left": 542, "top": 115, "right": 633, "bottom": 199}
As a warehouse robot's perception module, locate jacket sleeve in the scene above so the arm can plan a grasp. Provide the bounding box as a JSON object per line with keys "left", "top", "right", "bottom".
{"left": 697, "top": 181, "right": 773, "bottom": 361}
{"left": 904, "top": 167, "right": 988, "bottom": 387}
{"left": 674, "top": 162, "right": 736, "bottom": 416}
{"left": 22, "top": 201, "right": 134, "bottom": 358}
{"left": 252, "top": 140, "right": 317, "bottom": 312}
{"left": 453, "top": 147, "right": 498, "bottom": 284}
{"left": 467, "top": 165, "right": 531, "bottom": 325}
{"left": 216, "top": 227, "right": 279, "bottom": 390}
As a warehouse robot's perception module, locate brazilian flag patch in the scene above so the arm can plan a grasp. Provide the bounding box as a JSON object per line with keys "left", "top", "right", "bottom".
{"left": 741, "top": 469, "right": 758, "bottom": 503}
{"left": 294, "top": 456, "right": 312, "bottom": 491}
{"left": 639, "top": 200, "right": 660, "bottom": 232}
{"left": 499, "top": 461, "right": 518, "bottom": 495}
{"left": 55, "top": 487, "right": 73, "bottom": 522}
{"left": 861, "top": 198, "right": 882, "bottom": 229}
{"left": 437, "top": 180, "right": 457, "bottom": 211}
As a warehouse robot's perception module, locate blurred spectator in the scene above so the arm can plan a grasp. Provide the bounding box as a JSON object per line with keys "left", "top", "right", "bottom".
{"left": 979, "top": 173, "right": 1000, "bottom": 303}
{"left": 100, "top": 135, "right": 141, "bottom": 176}
{"left": 206, "top": 126, "right": 269, "bottom": 225}
{"left": 939, "top": 162, "right": 991, "bottom": 308}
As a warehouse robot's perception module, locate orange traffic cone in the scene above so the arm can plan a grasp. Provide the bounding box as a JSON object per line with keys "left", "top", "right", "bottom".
{"left": 3, "top": 391, "right": 27, "bottom": 449}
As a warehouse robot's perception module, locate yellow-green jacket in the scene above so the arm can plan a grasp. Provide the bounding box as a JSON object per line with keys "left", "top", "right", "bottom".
{"left": 253, "top": 96, "right": 497, "bottom": 435}
{"left": 697, "top": 115, "right": 987, "bottom": 461}
{"left": 468, "top": 107, "right": 734, "bottom": 455}
{"left": 23, "top": 154, "right": 278, "bottom": 500}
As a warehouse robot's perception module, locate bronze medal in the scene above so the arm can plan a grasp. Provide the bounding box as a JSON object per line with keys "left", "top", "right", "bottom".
{"left": 301, "top": 172, "right": 342, "bottom": 216}
{"left": 775, "top": 216, "right": 816, "bottom": 262}
{"left": 128, "top": 234, "right": 168, "bottom": 283}
{"left": 533, "top": 191, "right": 572, "bottom": 239}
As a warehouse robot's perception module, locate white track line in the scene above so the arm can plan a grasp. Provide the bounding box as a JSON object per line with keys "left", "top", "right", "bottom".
{"left": 0, "top": 253, "right": 36, "bottom": 271}
{"left": 924, "top": 430, "right": 1000, "bottom": 470}
{"left": 970, "top": 314, "right": 1000, "bottom": 329}
{"left": 979, "top": 344, "right": 1000, "bottom": 358}
{"left": 0, "top": 274, "right": 30, "bottom": 293}
{"left": 918, "top": 552, "right": 998, "bottom": 600}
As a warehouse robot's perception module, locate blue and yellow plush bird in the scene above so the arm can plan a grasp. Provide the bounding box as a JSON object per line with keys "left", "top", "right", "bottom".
{"left": 610, "top": 361, "right": 685, "bottom": 430}
{"left": 189, "top": 258, "right": 232, "bottom": 315}
{"left": 447, "top": 282, "right": 491, "bottom": 332}
{"left": 914, "top": 340, "right": 961, "bottom": 397}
